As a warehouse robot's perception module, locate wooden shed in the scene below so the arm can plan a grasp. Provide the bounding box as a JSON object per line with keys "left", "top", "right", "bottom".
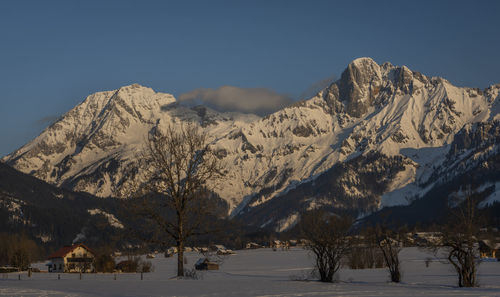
{"left": 194, "top": 258, "right": 219, "bottom": 270}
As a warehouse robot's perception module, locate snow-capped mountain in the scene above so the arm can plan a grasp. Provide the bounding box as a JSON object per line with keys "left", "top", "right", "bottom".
{"left": 4, "top": 58, "right": 500, "bottom": 230}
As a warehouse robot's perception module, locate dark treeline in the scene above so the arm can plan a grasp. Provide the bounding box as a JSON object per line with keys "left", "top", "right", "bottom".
{"left": 0, "top": 233, "right": 44, "bottom": 270}
{"left": 1, "top": 160, "right": 500, "bottom": 280}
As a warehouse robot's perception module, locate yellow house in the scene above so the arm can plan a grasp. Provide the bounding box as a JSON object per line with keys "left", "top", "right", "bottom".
{"left": 479, "top": 240, "right": 500, "bottom": 259}
{"left": 47, "top": 244, "right": 94, "bottom": 273}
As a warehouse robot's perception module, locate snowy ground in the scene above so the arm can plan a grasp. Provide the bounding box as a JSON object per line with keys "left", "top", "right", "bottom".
{"left": 1, "top": 247, "right": 500, "bottom": 296}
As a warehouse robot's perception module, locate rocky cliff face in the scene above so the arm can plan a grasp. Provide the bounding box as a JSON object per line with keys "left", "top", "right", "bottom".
{"left": 4, "top": 58, "right": 500, "bottom": 230}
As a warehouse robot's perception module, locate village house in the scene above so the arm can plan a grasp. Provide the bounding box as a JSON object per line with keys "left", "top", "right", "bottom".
{"left": 479, "top": 239, "right": 500, "bottom": 259}
{"left": 271, "top": 240, "right": 282, "bottom": 250}
{"left": 245, "top": 242, "right": 263, "bottom": 249}
{"left": 271, "top": 240, "right": 290, "bottom": 250}
{"left": 47, "top": 243, "right": 95, "bottom": 273}
{"left": 115, "top": 260, "right": 136, "bottom": 273}
{"left": 409, "top": 232, "right": 443, "bottom": 246}
{"left": 164, "top": 246, "right": 178, "bottom": 257}
{"left": 209, "top": 244, "right": 235, "bottom": 255}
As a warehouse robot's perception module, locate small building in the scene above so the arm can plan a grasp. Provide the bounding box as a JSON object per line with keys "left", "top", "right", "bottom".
{"left": 297, "top": 239, "right": 310, "bottom": 246}
{"left": 164, "top": 247, "right": 178, "bottom": 258}
{"left": 194, "top": 258, "right": 219, "bottom": 270}
{"left": 209, "top": 244, "right": 226, "bottom": 252}
{"left": 0, "top": 266, "right": 18, "bottom": 273}
{"left": 245, "top": 242, "right": 263, "bottom": 249}
{"left": 411, "top": 232, "right": 443, "bottom": 246}
{"left": 115, "top": 260, "right": 137, "bottom": 273}
{"left": 271, "top": 240, "right": 283, "bottom": 248}
{"left": 47, "top": 244, "right": 94, "bottom": 273}
{"left": 209, "top": 245, "right": 235, "bottom": 255}
{"left": 271, "top": 240, "right": 289, "bottom": 250}
{"left": 479, "top": 240, "right": 500, "bottom": 259}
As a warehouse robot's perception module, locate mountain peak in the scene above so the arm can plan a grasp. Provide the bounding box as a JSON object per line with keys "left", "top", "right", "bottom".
{"left": 117, "top": 83, "right": 153, "bottom": 92}
{"left": 350, "top": 57, "right": 378, "bottom": 66}
{"left": 344, "top": 57, "right": 382, "bottom": 82}
{"left": 114, "top": 83, "right": 157, "bottom": 100}
{"left": 107, "top": 84, "right": 176, "bottom": 109}
{"left": 328, "top": 57, "right": 383, "bottom": 117}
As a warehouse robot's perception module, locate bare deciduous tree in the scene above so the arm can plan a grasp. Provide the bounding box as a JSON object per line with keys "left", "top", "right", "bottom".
{"left": 375, "top": 226, "right": 402, "bottom": 283}
{"left": 441, "top": 191, "right": 482, "bottom": 287}
{"left": 135, "top": 124, "right": 222, "bottom": 277}
{"left": 300, "top": 210, "right": 353, "bottom": 282}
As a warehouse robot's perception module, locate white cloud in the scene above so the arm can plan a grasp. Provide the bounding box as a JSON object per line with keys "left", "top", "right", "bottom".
{"left": 178, "top": 86, "right": 293, "bottom": 115}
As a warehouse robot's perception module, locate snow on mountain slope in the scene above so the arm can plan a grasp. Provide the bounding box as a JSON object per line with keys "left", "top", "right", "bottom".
{"left": 3, "top": 58, "right": 500, "bottom": 227}
{"left": 88, "top": 208, "right": 124, "bottom": 229}
{"left": 479, "top": 182, "right": 500, "bottom": 208}
{"left": 4, "top": 84, "right": 258, "bottom": 200}
{"left": 231, "top": 58, "right": 499, "bottom": 224}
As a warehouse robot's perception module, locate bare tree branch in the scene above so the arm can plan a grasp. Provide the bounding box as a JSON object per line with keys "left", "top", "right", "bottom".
{"left": 131, "top": 123, "right": 223, "bottom": 277}
{"left": 439, "top": 188, "right": 483, "bottom": 287}
{"left": 300, "top": 210, "right": 353, "bottom": 282}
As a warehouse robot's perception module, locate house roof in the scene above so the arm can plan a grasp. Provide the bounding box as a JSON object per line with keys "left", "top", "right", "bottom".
{"left": 195, "top": 258, "right": 208, "bottom": 266}
{"left": 48, "top": 243, "right": 93, "bottom": 259}
{"left": 195, "top": 258, "right": 217, "bottom": 266}
{"left": 211, "top": 245, "right": 226, "bottom": 250}
{"left": 116, "top": 260, "right": 135, "bottom": 267}
{"left": 480, "top": 240, "right": 500, "bottom": 250}
{"left": 246, "top": 242, "right": 261, "bottom": 246}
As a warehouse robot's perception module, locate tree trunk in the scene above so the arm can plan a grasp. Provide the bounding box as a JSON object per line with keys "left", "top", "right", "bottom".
{"left": 177, "top": 218, "right": 184, "bottom": 277}
{"left": 177, "top": 240, "right": 184, "bottom": 276}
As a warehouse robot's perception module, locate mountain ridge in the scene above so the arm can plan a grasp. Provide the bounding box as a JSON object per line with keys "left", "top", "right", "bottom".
{"left": 4, "top": 57, "right": 500, "bottom": 230}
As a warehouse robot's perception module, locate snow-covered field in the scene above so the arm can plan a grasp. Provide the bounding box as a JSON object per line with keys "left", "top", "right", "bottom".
{"left": 1, "top": 248, "right": 499, "bottom": 296}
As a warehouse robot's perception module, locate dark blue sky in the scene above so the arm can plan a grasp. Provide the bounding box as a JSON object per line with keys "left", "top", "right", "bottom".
{"left": 1, "top": 0, "right": 500, "bottom": 156}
